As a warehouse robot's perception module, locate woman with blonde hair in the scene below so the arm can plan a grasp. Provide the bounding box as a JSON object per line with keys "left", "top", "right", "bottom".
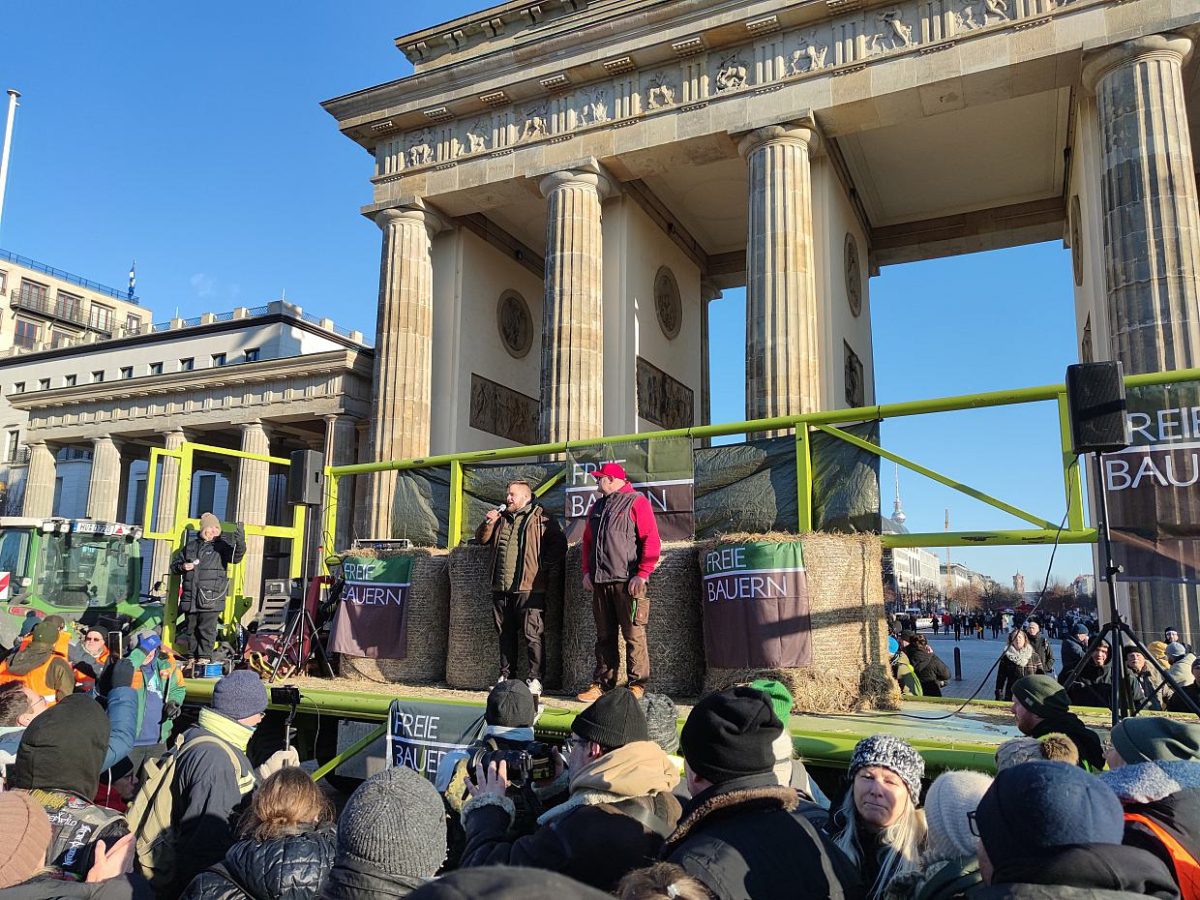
{"left": 181, "top": 767, "right": 337, "bottom": 900}
{"left": 828, "top": 735, "right": 928, "bottom": 900}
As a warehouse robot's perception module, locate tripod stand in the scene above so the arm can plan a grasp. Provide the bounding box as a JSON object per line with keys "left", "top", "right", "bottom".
{"left": 268, "top": 501, "right": 335, "bottom": 683}
{"left": 1061, "top": 451, "right": 1200, "bottom": 725}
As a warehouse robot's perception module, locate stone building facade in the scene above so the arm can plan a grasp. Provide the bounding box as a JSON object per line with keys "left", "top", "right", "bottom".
{"left": 326, "top": 0, "right": 1200, "bottom": 638}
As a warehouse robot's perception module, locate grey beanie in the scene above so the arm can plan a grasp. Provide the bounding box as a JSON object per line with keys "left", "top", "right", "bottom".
{"left": 638, "top": 692, "right": 680, "bottom": 754}
{"left": 1167, "top": 642, "right": 1188, "bottom": 661}
{"left": 338, "top": 766, "right": 447, "bottom": 878}
{"left": 848, "top": 734, "right": 925, "bottom": 801}
{"left": 211, "top": 670, "right": 268, "bottom": 721}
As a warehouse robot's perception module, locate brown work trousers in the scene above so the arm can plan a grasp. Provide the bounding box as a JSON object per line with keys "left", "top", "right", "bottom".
{"left": 592, "top": 581, "right": 650, "bottom": 689}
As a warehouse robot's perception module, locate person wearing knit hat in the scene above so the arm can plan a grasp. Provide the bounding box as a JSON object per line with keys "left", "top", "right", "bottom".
{"left": 1009, "top": 674, "right": 1105, "bottom": 771}
{"left": 994, "top": 733, "right": 1079, "bottom": 771}
{"left": 830, "top": 735, "right": 928, "bottom": 900}
{"left": 1059, "top": 621, "right": 1091, "bottom": 679}
{"left": 743, "top": 679, "right": 830, "bottom": 807}
{"left": 0, "top": 622, "right": 75, "bottom": 705}
{"left": 323, "top": 765, "right": 447, "bottom": 898}
{"left": 638, "top": 692, "right": 680, "bottom": 756}
{"left": 171, "top": 510, "right": 246, "bottom": 668}
{"left": 976, "top": 760, "right": 1179, "bottom": 896}
{"left": 167, "top": 669, "right": 295, "bottom": 894}
{"left": 660, "top": 687, "right": 863, "bottom": 900}
{"left": 1168, "top": 656, "right": 1200, "bottom": 712}
{"left": 1167, "top": 642, "right": 1198, "bottom": 690}
{"left": 1109, "top": 716, "right": 1200, "bottom": 766}
{"left": 0, "top": 791, "right": 52, "bottom": 889}
{"left": 460, "top": 687, "right": 680, "bottom": 892}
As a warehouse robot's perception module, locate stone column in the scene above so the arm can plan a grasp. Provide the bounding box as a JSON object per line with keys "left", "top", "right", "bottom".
{"left": 23, "top": 442, "right": 56, "bottom": 517}
{"left": 366, "top": 204, "right": 445, "bottom": 539}
{"left": 87, "top": 437, "right": 122, "bottom": 521}
{"left": 148, "top": 429, "right": 187, "bottom": 584}
{"left": 739, "top": 122, "right": 821, "bottom": 424}
{"left": 1084, "top": 35, "right": 1200, "bottom": 641}
{"left": 699, "top": 279, "right": 722, "bottom": 431}
{"left": 538, "top": 168, "right": 614, "bottom": 442}
{"left": 232, "top": 420, "right": 270, "bottom": 602}
{"left": 323, "top": 415, "right": 358, "bottom": 554}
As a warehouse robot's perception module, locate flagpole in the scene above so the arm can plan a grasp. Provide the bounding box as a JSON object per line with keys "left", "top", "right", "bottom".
{"left": 0, "top": 89, "right": 21, "bottom": 243}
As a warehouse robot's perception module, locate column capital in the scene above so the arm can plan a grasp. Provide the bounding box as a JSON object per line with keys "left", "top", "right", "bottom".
{"left": 700, "top": 278, "right": 723, "bottom": 304}
{"left": 737, "top": 119, "right": 819, "bottom": 159}
{"left": 537, "top": 166, "right": 617, "bottom": 201}
{"left": 374, "top": 200, "right": 450, "bottom": 237}
{"left": 1083, "top": 33, "right": 1193, "bottom": 92}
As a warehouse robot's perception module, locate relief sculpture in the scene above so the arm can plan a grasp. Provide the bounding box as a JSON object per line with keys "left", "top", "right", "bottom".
{"left": 407, "top": 130, "right": 434, "bottom": 167}
{"left": 520, "top": 104, "right": 549, "bottom": 141}
{"left": 647, "top": 74, "right": 676, "bottom": 109}
{"left": 790, "top": 31, "right": 829, "bottom": 73}
{"left": 984, "top": 0, "right": 1010, "bottom": 22}
{"left": 577, "top": 88, "right": 609, "bottom": 126}
{"left": 636, "top": 357, "right": 694, "bottom": 430}
{"left": 869, "top": 7, "right": 914, "bottom": 54}
{"left": 715, "top": 55, "right": 749, "bottom": 92}
{"left": 470, "top": 374, "right": 539, "bottom": 445}
{"left": 466, "top": 119, "right": 489, "bottom": 154}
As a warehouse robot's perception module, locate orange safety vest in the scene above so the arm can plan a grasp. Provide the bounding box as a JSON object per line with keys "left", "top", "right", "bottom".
{"left": 74, "top": 646, "right": 111, "bottom": 691}
{"left": 1126, "top": 812, "right": 1200, "bottom": 900}
{"left": 17, "top": 630, "right": 71, "bottom": 660}
{"left": 0, "top": 655, "right": 64, "bottom": 704}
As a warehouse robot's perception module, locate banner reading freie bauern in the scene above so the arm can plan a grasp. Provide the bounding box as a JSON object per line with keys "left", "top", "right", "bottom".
{"left": 1105, "top": 380, "right": 1200, "bottom": 582}
{"left": 701, "top": 541, "right": 812, "bottom": 668}
{"left": 565, "top": 437, "right": 694, "bottom": 542}
{"left": 387, "top": 698, "right": 485, "bottom": 785}
{"left": 328, "top": 555, "right": 413, "bottom": 658}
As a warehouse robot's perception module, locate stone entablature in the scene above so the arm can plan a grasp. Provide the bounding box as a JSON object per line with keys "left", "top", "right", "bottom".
{"left": 335, "top": 0, "right": 1080, "bottom": 183}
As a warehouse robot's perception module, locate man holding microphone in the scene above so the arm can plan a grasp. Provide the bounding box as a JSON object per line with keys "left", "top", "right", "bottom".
{"left": 476, "top": 481, "right": 565, "bottom": 696}
{"left": 577, "top": 463, "right": 661, "bottom": 702}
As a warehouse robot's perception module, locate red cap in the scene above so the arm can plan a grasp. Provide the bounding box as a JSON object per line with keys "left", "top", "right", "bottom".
{"left": 592, "top": 462, "right": 628, "bottom": 481}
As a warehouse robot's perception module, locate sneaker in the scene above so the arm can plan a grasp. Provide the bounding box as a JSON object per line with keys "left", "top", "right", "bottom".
{"left": 629, "top": 684, "right": 646, "bottom": 700}
{"left": 576, "top": 683, "right": 603, "bottom": 703}
{"left": 527, "top": 678, "right": 543, "bottom": 696}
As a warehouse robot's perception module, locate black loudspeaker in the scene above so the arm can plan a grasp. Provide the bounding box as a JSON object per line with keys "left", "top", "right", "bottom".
{"left": 288, "top": 449, "right": 325, "bottom": 505}
{"left": 1066, "top": 362, "right": 1131, "bottom": 455}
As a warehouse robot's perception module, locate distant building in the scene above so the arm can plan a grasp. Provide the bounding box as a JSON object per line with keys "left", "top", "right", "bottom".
{"left": 1073, "top": 574, "right": 1096, "bottom": 598}
{"left": 1013, "top": 571, "right": 1026, "bottom": 594}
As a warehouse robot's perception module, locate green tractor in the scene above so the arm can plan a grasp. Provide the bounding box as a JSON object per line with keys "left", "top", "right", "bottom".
{"left": 0, "top": 517, "right": 159, "bottom": 649}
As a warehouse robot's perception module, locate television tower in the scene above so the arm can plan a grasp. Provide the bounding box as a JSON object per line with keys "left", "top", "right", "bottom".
{"left": 892, "top": 463, "right": 906, "bottom": 525}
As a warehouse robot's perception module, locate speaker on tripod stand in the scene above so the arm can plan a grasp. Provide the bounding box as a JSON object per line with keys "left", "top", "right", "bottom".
{"left": 1063, "top": 361, "right": 1200, "bottom": 723}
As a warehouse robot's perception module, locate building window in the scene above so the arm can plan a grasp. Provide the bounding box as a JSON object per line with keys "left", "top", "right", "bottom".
{"left": 148, "top": 362, "right": 163, "bottom": 376}
{"left": 16, "top": 280, "right": 47, "bottom": 309}
{"left": 50, "top": 330, "right": 71, "bottom": 348}
{"left": 11, "top": 382, "right": 23, "bottom": 394}
{"left": 120, "top": 366, "right": 133, "bottom": 379}
{"left": 179, "top": 357, "right": 194, "bottom": 372}
{"left": 211, "top": 352, "right": 226, "bottom": 367}
{"left": 37, "top": 378, "right": 49, "bottom": 391}
{"left": 6, "top": 431, "right": 18, "bottom": 463}
{"left": 56, "top": 291, "right": 82, "bottom": 322}
{"left": 64, "top": 374, "right": 76, "bottom": 387}
{"left": 0, "top": 270, "right": 6, "bottom": 294}
{"left": 92, "top": 370, "right": 105, "bottom": 383}
{"left": 125, "top": 313, "right": 141, "bottom": 334}
{"left": 88, "top": 303, "right": 113, "bottom": 333}
{"left": 244, "top": 347, "right": 260, "bottom": 362}
{"left": 13, "top": 319, "right": 38, "bottom": 349}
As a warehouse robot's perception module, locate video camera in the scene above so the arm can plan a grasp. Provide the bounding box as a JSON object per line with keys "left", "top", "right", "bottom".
{"left": 467, "top": 741, "right": 557, "bottom": 787}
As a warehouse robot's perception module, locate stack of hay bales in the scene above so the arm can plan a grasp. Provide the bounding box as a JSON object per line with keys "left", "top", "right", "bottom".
{"left": 562, "top": 542, "right": 704, "bottom": 697}
{"left": 445, "top": 543, "right": 565, "bottom": 690}
{"left": 336, "top": 547, "right": 451, "bottom": 685}
{"left": 699, "top": 532, "right": 896, "bottom": 712}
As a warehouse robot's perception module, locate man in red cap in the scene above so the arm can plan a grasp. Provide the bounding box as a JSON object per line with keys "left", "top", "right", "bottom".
{"left": 577, "top": 463, "right": 661, "bottom": 701}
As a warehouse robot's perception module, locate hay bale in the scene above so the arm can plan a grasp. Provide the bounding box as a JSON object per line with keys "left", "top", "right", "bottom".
{"left": 699, "top": 532, "right": 895, "bottom": 712}
{"left": 563, "top": 542, "right": 704, "bottom": 697}
{"left": 445, "top": 544, "right": 564, "bottom": 690}
{"left": 336, "top": 548, "right": 450, "bottom": 685}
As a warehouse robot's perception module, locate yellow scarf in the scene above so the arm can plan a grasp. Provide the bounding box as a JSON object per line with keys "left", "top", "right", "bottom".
{"left": 198, "top": 707, "right": 253, "bottom": 751}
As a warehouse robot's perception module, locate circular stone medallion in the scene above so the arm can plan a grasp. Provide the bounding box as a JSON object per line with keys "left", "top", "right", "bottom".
{"left": 1070, "top": 195, "right": 1084, "bottom": 287}
{"left": 497, "top": 290, "right": 533, "bottom": 358}
{"left": 654, "top": 266, "right": 682, "bottom": 340}
{"left": 845, "top": 233, "right": 862, "bottom": 317}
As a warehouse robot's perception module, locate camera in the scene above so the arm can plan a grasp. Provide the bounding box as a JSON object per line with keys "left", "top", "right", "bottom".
{"left": 270, "top": 685, "right": 302, "bottom": 707}
{"left": 467, "top": 741, "right": 557, "bottom": 787}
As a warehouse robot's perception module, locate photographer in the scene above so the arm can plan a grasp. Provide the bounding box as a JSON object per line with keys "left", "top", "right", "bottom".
{"left": 439, "top": 679, "right": 553, "bottom": 862}
{"left": 171, "top": 512, "right": 246, "bottom": 670}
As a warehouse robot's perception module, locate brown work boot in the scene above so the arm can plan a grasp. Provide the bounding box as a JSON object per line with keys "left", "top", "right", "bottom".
{"left": 629, "top": 684, "right": 646, "bottom": 700}
{"left": 576, "top": 683, "right": 603, "bottom": 703}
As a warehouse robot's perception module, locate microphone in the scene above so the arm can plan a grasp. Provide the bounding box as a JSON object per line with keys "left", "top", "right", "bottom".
{"left": 495, "top": 502, "right": 507, "bottom": 514}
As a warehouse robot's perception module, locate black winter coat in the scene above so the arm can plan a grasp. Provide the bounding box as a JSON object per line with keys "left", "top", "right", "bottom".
{"left": 1028, "top": 632, "right": 1054, "bottom": 671}
{"left": 180, "top": 828, "right": 337, "bottom": 900}
{"left": 0, "top": 875, "right": 153, "bottom": 900}
{"left": 660, "top": 775, "right": 864, "bottom": 900}
{"left": 974, "top": 842, "right": 1180, "bottom": 899}
{"left": 1029, "top": 711, "right": 1105, "bottom": 771}
{"left": 995, "top": 649, "right": 1044, "bottom": 700}
{"left": 1103, "top": 763, "right": 1200, "bottom": 898}
{"left": 1059, "top": 634, "right": 1088, "bottom": 683}
{"left": 906, "top": 645, "right": 951, "bottom": 696}
{"left": 460, "top": 791, "right": 682, "bottom": 892}
{"left": 172, "top": 530, "right": 246, "bottom": 612}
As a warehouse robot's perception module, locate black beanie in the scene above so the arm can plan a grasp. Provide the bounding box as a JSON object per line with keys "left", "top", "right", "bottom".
{"left": 680, "top": 686, "right": 782, "bottom": 784}
{"left": 9, "top": 694, "right": 110, "bottom": 799}
{"left": 486, "top": 680, "right": 536, "bottom": 728}
{"left": 571, "top": 688, "right": 648, "bottom": 748}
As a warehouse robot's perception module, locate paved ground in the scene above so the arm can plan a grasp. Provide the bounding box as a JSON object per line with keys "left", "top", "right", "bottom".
{"left": 920, "top": 628, "right": 1066, "bottom": 700}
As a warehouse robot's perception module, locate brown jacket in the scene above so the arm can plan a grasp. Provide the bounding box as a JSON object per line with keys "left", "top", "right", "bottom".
{"left": 476, "top": 503, "right": 566, "bottom": 593}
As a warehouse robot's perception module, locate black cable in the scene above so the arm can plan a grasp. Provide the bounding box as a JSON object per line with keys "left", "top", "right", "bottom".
{"left": 891, "top": 474, "right": 1074, "bottom": 721}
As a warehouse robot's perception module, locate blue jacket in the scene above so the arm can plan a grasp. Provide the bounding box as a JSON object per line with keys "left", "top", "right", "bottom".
{"left": 102, "top": 685, "right": 139, "bottom": 771}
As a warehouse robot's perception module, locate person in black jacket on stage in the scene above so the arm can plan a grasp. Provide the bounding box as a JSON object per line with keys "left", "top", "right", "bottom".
{"left": 171, "top": 512, "right": 246, "bottom": 668}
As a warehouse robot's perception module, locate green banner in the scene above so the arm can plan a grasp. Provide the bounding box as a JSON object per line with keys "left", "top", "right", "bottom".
{"left": 329, "top": 555, "right": 414, "bottom": 658}
{"left": 701, "top": 541, "right": 812, "bottom": 668}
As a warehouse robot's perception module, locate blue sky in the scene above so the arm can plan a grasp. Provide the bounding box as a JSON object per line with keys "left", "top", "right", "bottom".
{"left": 1, "top": 3, "right": 1090, "bottom": 584}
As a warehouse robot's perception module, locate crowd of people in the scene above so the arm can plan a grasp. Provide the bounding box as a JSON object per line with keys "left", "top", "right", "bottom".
{"left": 1, "top": 643, "right": 1199, "bottom": 900}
